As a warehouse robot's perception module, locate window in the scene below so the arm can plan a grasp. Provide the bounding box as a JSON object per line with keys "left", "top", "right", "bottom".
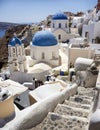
{"left": 13, "top": 48, "right": 16, "bottom": 53}
{"left": 52, "top": 52, "right": 55, "bottom": 59}
{"left": 59, "top": 23, "right": 61, "bottom": 28}
{"left": 8, "top": 48, "right": 11, "bottom": 57}
{"left": 85, "top": 32, "right": 89, "bottom": 38}
{"left": 53, "top": 23, "right": 55, "bottom": 28}
{"left": 42, "top": 52, "right": 45, "bottom": 59}
{"left": 65, "top": 23, "right": 67, "bottom": 28}
{"left": 13, "top": 48, "right": 16, "bottom": 57}
{"left": 58, "top": 34, "right": 61, "bottom": 40}
{"left": 15, "top": 62, "right": 17, "bottom": 66}
{"left": 99, "top": 16, "right": 100, "bottom": 20}
{"left": 17, "top": 47, "right": 20, "bottom": 55}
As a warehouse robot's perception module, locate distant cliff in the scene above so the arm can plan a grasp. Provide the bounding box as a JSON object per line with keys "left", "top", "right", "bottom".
{"left": 0, "top": 22, "right": 19, "bottom": 30}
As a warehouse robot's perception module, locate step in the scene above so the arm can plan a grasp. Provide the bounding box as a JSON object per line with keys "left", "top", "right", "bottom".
{"left": 54, "top": 104, "right": 89, "bottom": 118}
{"left": 73, "top": 95, "right": 93, "bottom": 101}
{"left": 64, "top": 100, "right": 91, "bottom": 110}
{"left": 69, "top": 96, "right": 92, "bottom": 105}
{"left": 77, "top": 87, "right": 96, "bottom": 97}
{"left": 36, "top": 112, "right": 89, "bottom": 130}
{"left": 78, "top": 87, "right": 94, "bottom": 92}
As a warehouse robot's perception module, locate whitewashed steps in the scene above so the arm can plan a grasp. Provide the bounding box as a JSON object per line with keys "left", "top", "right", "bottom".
{"left": 72, "top": 95, "right": 93, "bottom": 103}
{"left": 54, "top": 104, "right": 89, "bottom": 118}
{"left": 38, "top": 112, "right": 89, "bottom": 130}
{"left": 77, "top": 87, "right": 96, "bottom": 97}
{"left": 73, "top": 95, "right": 93, "bottom": 100}
{"left": 78, "top": 87, "right": 94, "bottom": 92}
{"left": 64, "top": 100, "right": 91, "bottom": 110}
{"left": 69, "top": 95, "right": 92, "bottom": 105}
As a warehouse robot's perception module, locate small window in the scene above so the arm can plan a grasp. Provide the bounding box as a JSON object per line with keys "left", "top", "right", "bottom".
{"left": 58, "top": 34, "right": 61, "bottom": 40}
{"left": 13, "top": 48, "right": 16, "bottom": 57}
{"left": 59, "top": 23, "right": 61, "bottom": 28}
{"left": 65, "top": 23, "right": 67, "bottom": 28}
{"left": 52, "top": 52, "right": 55, "bottom": 59}
{"left": 8, "top": 48, "right": 11, "bottom": 57}
{"left": 17, "top": 47, "right": 20, "bottom": 55}
{"left": 85, "top": 32, "right": 88, "bottom": 37}
{"left": 42, "top": 52, "right": 45, "bottom": 59}
{"left": 99, "top": 16, "right": 100, "bottom": 20}
{"left": 13, "top": 48, "right": 16, "bottom": 53}
{"left": 15, "top": 62, "right": 17, "bottom": 66}
{"left": 53, "top": 23, "right": 55, "bottom": 28}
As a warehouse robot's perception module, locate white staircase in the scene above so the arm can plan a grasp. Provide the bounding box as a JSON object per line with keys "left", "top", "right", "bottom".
{"left": 30, "top": 87, "right": 96, "bottom": 130}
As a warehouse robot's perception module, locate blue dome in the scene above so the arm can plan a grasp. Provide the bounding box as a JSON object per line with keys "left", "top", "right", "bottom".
{"left": 32, "top": 30, "right": 57, "bottom": 46}
{"left": 52, "top": 13, "right": 68, "bottom": 20}
{"left": 8, "top": 36, "right": 22, "bottom": 46}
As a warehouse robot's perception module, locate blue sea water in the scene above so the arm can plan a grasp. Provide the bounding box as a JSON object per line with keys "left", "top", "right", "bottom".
{"left": 0, "top": 30, "right": 5, "bottom": 38}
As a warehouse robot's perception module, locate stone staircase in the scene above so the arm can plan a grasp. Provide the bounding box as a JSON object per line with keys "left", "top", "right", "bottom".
{"left": 30, "top": 87, "right": 96, "bottom": 130}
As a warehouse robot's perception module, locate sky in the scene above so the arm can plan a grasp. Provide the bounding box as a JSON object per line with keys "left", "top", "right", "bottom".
{"left": 0, "top": 0, "right": 98, "bottom": 23}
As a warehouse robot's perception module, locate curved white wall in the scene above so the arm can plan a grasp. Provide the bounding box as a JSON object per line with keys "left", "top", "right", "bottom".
{"left": 30, "top": 44, "right": 59, "bottom": 66}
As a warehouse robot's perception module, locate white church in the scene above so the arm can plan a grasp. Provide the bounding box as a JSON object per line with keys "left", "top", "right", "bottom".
{"left": 51, "top": 12, "right": 69, "bottom": 42}
{"left": 30, "top": 30, "right": 59, "bottom": 67}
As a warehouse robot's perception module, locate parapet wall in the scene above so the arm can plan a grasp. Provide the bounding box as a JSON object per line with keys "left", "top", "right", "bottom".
{"left": 10, "top": 70, "right": 49, "bottom": 84}
{"left": 3, "top": 83, "right": 78, "bottom": 130}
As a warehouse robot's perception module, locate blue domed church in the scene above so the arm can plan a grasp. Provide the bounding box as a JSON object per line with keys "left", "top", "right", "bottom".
{"left": 30, "top": 30, "right": 60, "bottom": 67}
{"left": 51, "top": 12, "right": 69, "bottom": 42}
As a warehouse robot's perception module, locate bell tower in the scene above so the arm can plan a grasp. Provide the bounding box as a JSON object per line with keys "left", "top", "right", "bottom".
{"left": 8, "top": 36, "right": 27, "bottom": 73}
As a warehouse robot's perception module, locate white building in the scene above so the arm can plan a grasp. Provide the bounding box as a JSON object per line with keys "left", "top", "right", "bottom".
{"left": 51, "top": 12, "right": 69, "bottom": 42}
{"left": 71, "top": 17, "right": 84, "bottom": 28}
{"left": 82, "top": 9, "right": 100, "bottom": 43}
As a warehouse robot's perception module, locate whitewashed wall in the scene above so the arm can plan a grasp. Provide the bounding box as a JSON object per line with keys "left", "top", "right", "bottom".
{"left": 10, "top": 70, "right": 49, "bottom": 84}
{"left": 30, "top": 44, "right": 59, "bottom": 66}
{"left": 68, "top": 45, "right": 94, "bottom": 67}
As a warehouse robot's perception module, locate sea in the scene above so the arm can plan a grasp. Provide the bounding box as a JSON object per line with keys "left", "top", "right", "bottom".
{"left": 0, "top": 30, "right": 5, "bottom": 38}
